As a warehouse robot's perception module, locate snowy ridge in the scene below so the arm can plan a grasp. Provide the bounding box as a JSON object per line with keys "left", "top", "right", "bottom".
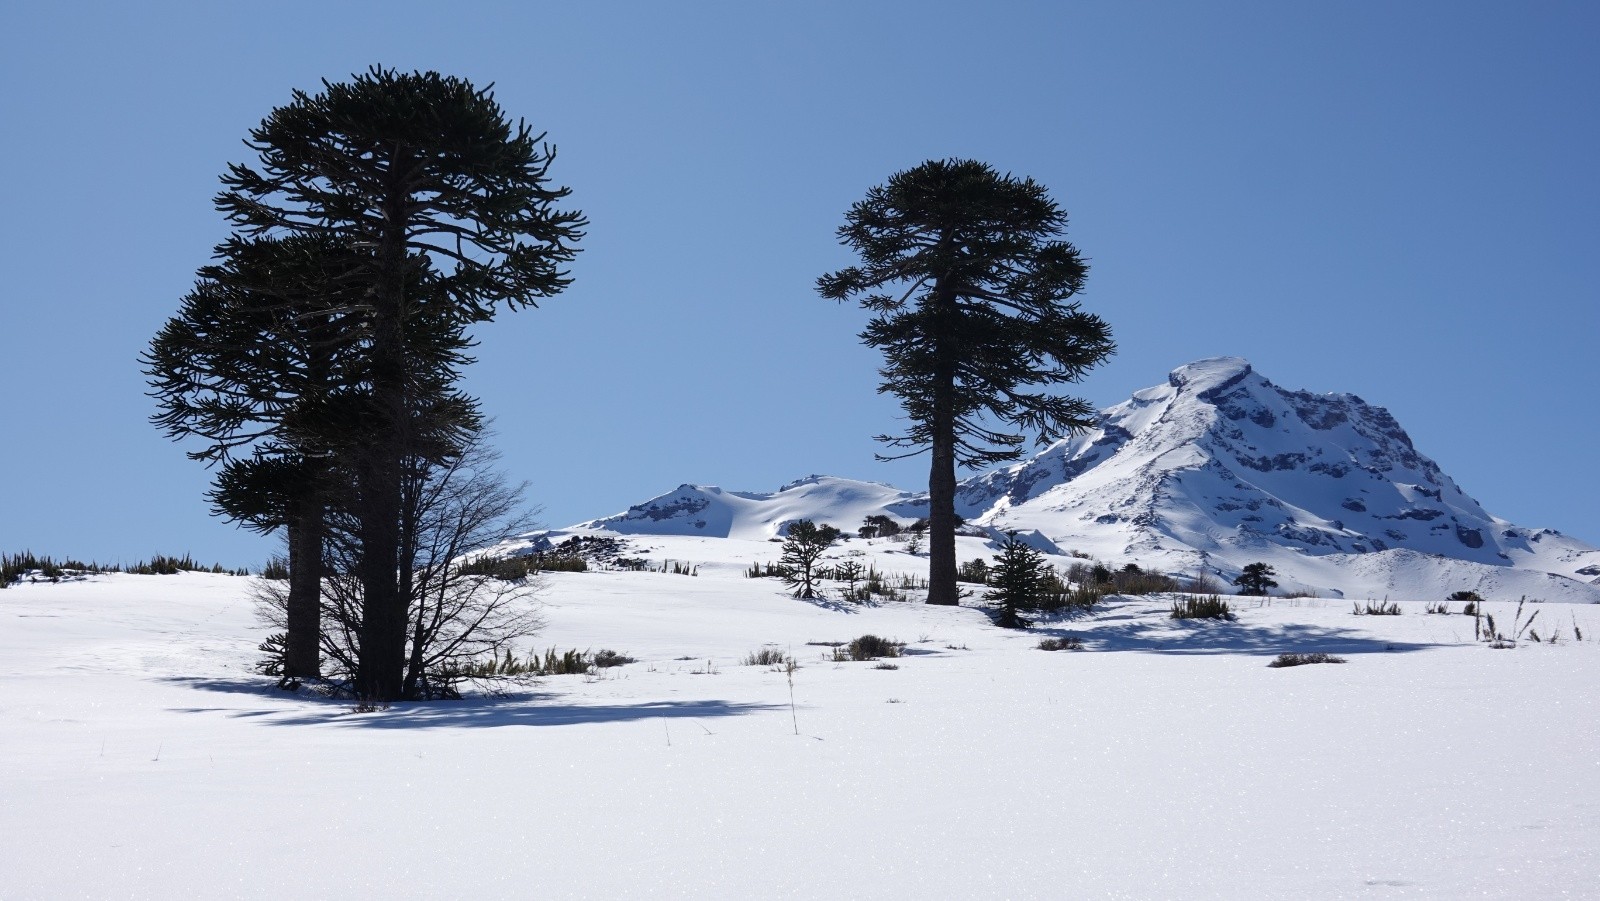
{"left": 577, "top": 475, "right": 927, "bottom": 540}
{"left": 567, "top": 358, "right": 1599, "bottom": 603}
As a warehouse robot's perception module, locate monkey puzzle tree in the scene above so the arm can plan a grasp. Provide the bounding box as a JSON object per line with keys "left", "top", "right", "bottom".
{"left": 210, "top": 67, "right": 584, "bottom": 700}
{"left": 819, "top": 159, "right": 1114, "bottom": 606}
{"left": 1233, "top": 562, "right": 1279, "bottom": 596}
{"left": 779, "top": 520, "right": 842, "bottom": 600}
{"left": 146, "top": 234, "right": 367, "bottom": 679}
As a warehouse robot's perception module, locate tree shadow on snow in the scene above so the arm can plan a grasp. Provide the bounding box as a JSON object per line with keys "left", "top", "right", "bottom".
{"left": 160, "top": 676, "right": 781, "bottom": 729}
{"left": 1028, "top": 608, "right": 1443, "bottom": 657}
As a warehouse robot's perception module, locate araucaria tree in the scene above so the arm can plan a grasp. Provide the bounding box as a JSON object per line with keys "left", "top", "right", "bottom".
{"left": 779, "top": 520, "right": 842, "bottom": 599}
{"left": 169, "top": 67, "right": 583, "bottom": 701}
{"left": 985, "top": 532, "right": 1048, "bottom": 629}
{"left": 1233, "top": 562, "right": 1278, "bottom": 596}
{"left": 819, "top": 159, "right": 1114, "bottom": 606}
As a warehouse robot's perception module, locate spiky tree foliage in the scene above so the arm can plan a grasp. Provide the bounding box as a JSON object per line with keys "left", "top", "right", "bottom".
{"left": 146, "top": 234, "right": 370, "bottom": 679}
{"left": 985, "top": 532, "right": 1048, "bottom": 629}
{"left": 215, "top": 67, "right": 584, "bottom": 700}
{"left": 146, "top": 234, "right": 479, "bottom": 681}
{"left": 1233, "top": 562, "right": 1279, "bottom": 596}
{"left": 779, "top": 520, "right": 842, "bottom": 600}
{"left": 819, "top": 159, "right": 1114, "bottom": 606}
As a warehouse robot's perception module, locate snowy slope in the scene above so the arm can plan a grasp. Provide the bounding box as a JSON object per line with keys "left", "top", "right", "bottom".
{"left": 570, "top": 358, "right": 1600, "bottom": 603}
{"left": 968, "top": 357, "right": 1600, "bottom": 602}
{"left": 578, "top": 475, "right": 927, "bottom": 540}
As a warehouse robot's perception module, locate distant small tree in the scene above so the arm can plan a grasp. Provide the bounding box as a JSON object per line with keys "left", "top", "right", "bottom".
{"left": 780, "top": 521, "right": 842, "bottom": 599}
{"left": 986, "top": 532, "right": 1048, "bottom": 629}
{"left": 863, "top": 514, "right": 902, "bottom": 538}
{"left": 957, "top": 558, "right": 990, "bottom": 584}
{"left": 1233, "top": 562, "right": 1279, "bottom": 596}
{"left": 833, "top": 559, "right": 866, "bottom": 602}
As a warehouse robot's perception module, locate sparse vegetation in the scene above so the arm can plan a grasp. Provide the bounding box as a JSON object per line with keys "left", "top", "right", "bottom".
{"left": 1037, "top": 636, "right": 1083, "bottom": 651}
{"left": 1171, "top": 595, "right": 1233, "bottom": 620}
{"left": 2, "top": 551, "right": 247, "bottom": 588}
{"left": 838, "top": 635, "right": 904, "bottom": 661}
{"left": 1267, "top": 652, "right": 1346, "bottom": 668}
{"left": 1424, "top": 601, "right": 1452, "bottom": 615}
{"left": 1353, "top": 600, "right": 1402, "bottom": 615}
{"left": 743, "top": 647, "right": 791, "bottom": 667}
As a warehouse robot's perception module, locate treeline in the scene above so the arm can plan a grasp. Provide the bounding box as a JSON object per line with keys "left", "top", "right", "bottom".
{"left": 1, "top": 551, "right": 248, "bottom": 587}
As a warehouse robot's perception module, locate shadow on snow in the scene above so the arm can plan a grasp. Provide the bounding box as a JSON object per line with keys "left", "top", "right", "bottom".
{"left": 161, "top": 676, "right": 782, "bottom": 728}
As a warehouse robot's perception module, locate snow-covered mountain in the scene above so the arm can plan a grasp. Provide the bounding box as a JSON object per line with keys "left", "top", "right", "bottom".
{"left": 573, "top": 357, "right": 1600, "bottom": 602}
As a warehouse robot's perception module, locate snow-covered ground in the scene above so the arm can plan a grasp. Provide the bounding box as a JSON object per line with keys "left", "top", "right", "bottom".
{"left": 5, "top": 534, "right": 1598, "bottom": 899}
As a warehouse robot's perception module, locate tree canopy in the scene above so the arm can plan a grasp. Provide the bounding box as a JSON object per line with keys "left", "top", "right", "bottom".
{"left": 819, "top": 159, "right": 1113, "bottom": 605}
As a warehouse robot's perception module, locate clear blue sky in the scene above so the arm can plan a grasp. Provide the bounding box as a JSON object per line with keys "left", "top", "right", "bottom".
{"left": 2, "top": 0, "right": 1596, "bottom": 568}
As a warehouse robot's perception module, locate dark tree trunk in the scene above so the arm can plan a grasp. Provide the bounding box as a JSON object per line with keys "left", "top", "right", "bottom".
{"left": 354, "top": 149, "right": 412, "bottom": 702}
{"left": 926, "top": 423, "right": 960, "bottom": 605}
{"left": 282, "top": 501, "right": 324, "bottom": 678}
{"left": 925, "top": 277, "right": 961, "bottom": 606}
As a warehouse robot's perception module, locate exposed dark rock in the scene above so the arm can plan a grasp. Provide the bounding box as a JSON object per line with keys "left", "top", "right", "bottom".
{"left": 1341, "top": 498, "right": 1367, "bottom": 513}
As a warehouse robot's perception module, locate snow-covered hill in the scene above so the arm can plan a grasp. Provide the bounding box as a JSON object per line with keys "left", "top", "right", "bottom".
{"left": 567, "top": 358, "right": 1600, "bottom": 603}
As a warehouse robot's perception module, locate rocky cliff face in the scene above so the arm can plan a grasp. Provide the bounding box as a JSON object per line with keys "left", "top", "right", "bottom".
{"left": 962, "top": 357, "right": 1600, "bottom": 599}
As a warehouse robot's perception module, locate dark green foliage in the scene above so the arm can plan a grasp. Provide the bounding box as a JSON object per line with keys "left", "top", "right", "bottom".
{"left": 779, "top": 520, "right": 842, "bottom": 599}
{"left": 841, "top": 635, "right": 904, "bottom": 661}
{"left": 1233, "top": 562, "right": 1279, "bottom": 596}
{"left": 1268, "top": 652, "right": 1346, "bottom": 668}
{"left": 957, "top": 558, "right": 990, "bottom": 584}
{"left": 1353, "top": 600, "right": 1402, "bottom": 615}
{"left": 820, "top": 159, "right": 1113, "bottom": 606}
{"left": 461, "top": 647, "right": 629, "bottom": 677}
{"left": 985, "top": 532, "right": 1048, "bottom": 628}
{"left": 1090, "top": 564, "right": 1113, "bottom": 585}
{"left": 745, "top": 560, "right": 786, "bottom": 578}
{"left": 206, "top": 67, "right": 585, "bottom": 702}
{"left": 1448, "top": 590, "right": 1484, "bottom": 603}
{"left": 259, "top": 556, "right": 290, "bottom": 580}
{"left": 1171, "top": 595, "right": 1234, "bottom": 620}
{"left": 1, "top": 551, "right": 92, "bottom": 586}
{"left": 2, "top": 552, "right": 244, "bottom": 587}
{"left": 592, "top": 649, "right": 635, "bottom": 668}
{"left": 1037, "top": 636, "right": 1083, "bottom": 651}
{"left": 861, "top": 514, "right": 902, "bottom": 538}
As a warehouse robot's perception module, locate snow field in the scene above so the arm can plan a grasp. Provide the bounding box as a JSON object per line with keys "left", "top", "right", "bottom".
{"left": 2, "top": 556, "right": 1598, "bottom": 899}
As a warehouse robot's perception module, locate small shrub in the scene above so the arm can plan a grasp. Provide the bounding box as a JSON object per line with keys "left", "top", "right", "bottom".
{"left": 1448, "top": 590, "right": 1484, "bottom": 603}
{"left": 1037, "top": 636, "right": 1083, "bottom": 651}
{"left": 1424, "top": 601, "right": 1451, "bottom": 615}
{"left": 1353, "top": 600, "right": 1402, "bottom": 615}
{"left": 872, "top": 662, "right": 900, "bottom": 670}
{"left": 1461, "top": 601, "right": 1477, "bottom": 616}
{"left": 1171, "top": 595, "right": 1233, "bottom": 620}
{"left": 844, "top": 634, "right": 904, "bottom": 661}
{"left": 1267, "top": 652, "right": 1346, "bottom": 668}
{"left": 743, "top": 647, "right": 790, "bottom": 666}
{"left": 592, "top": 649, "right": 635, "bottom": 668}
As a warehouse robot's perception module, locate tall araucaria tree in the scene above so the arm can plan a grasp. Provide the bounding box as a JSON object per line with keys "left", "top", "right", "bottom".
{"left": 145, "top": 234, "right": 371, "bottom": 680}
{"left": 819, "top": 159, "right": 1114, "bottom": 606}
{"left": 209, "top": 67, "right": 584, "bottom": 700}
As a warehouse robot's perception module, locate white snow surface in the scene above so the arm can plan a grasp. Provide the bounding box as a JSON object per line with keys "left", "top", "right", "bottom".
{"left": 5, "top": 557, "right": 1599, "bottom": 899}
{"left": 573, "top": 358, "right": 1600, "bottom": 604}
